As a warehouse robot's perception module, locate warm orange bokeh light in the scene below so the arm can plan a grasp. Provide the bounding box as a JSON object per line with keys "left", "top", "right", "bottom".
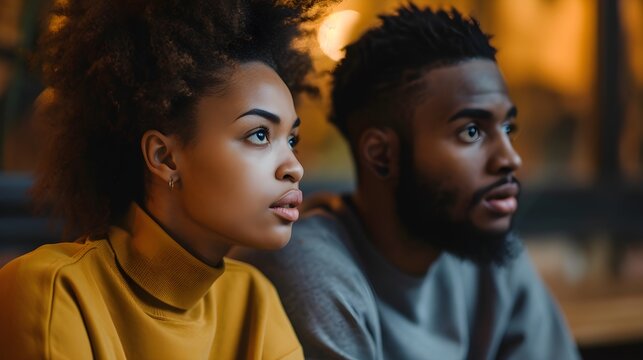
{"left": 318, "top": 10, "right": 361, "bottom": 61}
{"left": 494, "top": 0, "right": 595, "bottom": 97}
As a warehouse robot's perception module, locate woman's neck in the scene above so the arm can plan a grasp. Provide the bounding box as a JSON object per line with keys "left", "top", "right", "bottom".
{"left": 143, "top": 192, "right": 230, "bottom": 268}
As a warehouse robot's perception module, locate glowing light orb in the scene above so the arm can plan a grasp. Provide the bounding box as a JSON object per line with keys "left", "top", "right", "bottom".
{"left": 317, "top": 10, "right": 361, "bottom": 61}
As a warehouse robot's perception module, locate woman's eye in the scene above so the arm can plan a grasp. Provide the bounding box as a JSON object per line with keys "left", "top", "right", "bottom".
{"left": 288, "top": 135, "right": 299, "bottom": 150}
{"left": 247, "top": 129, "right": 269, "bottom": 145}
{"left": 458, "top": 125, "right": 482, "bottom": 143}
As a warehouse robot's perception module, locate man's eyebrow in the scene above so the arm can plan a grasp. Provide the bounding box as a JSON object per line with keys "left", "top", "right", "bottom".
{"left": 506, "top": 106, "right": 518, "bottom": 119}
{"left": 448, "top": 105, "right": 518, "bottom": 122}
{"left": 293, "top": 118, "right": 301, "bottom": 128}
{"left": 235, "top": 109, "right": 281, "bottom": 124}
{"left": 448, "top": 108, "right": 493, "bottom": 122}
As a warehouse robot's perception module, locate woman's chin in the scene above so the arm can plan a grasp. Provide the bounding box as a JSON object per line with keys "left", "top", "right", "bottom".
{"left": 246, "top": 227, "right": 292, "bottom": 250}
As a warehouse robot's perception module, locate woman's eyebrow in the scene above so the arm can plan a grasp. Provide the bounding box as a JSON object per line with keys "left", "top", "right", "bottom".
{"left": 236, "top": 108, "right": 301, "bottom": 129}
{"left": 235, "top": 108, "right": 281, "bottom": 124}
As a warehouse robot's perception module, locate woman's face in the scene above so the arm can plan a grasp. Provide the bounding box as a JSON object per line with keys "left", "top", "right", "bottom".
{"left": 172, "top": 62, "right": 303, "bottom": 251}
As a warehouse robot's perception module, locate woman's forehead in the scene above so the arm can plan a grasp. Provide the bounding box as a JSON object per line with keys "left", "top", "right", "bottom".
{"left": 195, "top": 62, "right": 297, "bottom": 125}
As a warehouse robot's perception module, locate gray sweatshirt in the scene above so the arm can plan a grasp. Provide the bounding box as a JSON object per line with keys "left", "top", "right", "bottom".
{"left": 231, "top": 194, "right": 580, "bottom": 360}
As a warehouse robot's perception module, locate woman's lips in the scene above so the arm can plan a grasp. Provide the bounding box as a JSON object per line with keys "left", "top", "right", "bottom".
{"left": 270, "top": 189, "right": 303, "bottom": 222}
{"left": 270, "top": 207, "right": 300, "bottom": 222}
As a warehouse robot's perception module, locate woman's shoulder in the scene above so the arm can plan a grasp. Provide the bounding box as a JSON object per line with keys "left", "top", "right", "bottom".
{"left": 0, "top": 239, "right": 111, "bottom": 358}
{"left": 0, "top": 238, "right": 109, "bottom": 289}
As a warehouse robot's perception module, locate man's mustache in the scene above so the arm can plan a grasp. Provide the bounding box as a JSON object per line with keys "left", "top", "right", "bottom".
{"left": 470, "top": 176, "right": 521, "bottom": 207}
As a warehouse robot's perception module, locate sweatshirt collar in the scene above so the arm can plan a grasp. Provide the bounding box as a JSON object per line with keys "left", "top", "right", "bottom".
{"left": 109, "top": 203, "right": 223, "bottom": 310}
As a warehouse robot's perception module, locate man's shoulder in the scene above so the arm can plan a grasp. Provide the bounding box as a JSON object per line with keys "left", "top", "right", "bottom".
{"left": 234, "top": 194, "right": 360, "bottom": 269}
{"left": 231, "top": 194, "right": 382, "bottom": 359}
{"left": 230, "top": 193, "right": 372, "bottom": 297}
{"left": 293, "top": 208, "right": 354, "bottom": 252}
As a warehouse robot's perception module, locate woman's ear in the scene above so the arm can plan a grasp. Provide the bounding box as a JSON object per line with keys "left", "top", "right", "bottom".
{"left": 358, "top": 127, "right": 400, "bottom": 180}
{"left": 141, "top": 130, "right": 179, "bottom": 186}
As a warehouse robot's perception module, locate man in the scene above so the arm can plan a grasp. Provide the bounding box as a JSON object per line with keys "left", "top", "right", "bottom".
{"left": 231, "top": 4, "right": 580, "bottom": 359}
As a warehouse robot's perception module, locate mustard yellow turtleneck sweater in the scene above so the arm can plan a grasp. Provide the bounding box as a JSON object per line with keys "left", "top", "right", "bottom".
{"left": 0, "top": 204, "right": 303, "bottom": 359}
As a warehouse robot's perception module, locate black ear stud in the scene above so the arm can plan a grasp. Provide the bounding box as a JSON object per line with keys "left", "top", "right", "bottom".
{"left": 376, "top": 166, "right": 390, "bottom": 178}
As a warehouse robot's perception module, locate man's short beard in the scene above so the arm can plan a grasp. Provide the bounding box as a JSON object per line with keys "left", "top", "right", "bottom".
{"left": 394, "top": 143, "right": 521, "bottom": 265}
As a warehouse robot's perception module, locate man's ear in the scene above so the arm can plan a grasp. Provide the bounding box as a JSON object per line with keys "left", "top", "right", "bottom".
{"left": 141, "top": 130, "right": 180, "bottom": 186}
{"left": 358, "top": 127, "right": 400, "bottom": 180}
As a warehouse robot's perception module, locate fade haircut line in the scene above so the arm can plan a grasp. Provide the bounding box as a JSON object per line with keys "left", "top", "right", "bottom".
{"left": 330, "top": 3, "right": 497, "bottom": 145}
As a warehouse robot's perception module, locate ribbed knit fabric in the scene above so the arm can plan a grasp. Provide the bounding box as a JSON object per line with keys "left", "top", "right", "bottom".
{"left": 0, "top": 203, "right": 303, "bottom": 360}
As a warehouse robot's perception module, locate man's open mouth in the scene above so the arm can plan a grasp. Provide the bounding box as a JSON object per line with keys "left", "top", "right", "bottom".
{"left": 481, "top": 183, "right": 519, "bottom": 215}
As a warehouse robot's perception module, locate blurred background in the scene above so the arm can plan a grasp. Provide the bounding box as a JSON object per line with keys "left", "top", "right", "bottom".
{"left": 1, "top": 0, "right": 642, "bottom": 358}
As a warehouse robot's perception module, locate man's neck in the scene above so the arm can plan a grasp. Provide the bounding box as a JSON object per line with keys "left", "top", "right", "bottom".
{"left": 352, "top": 190, "right": 440, "bottom": 276}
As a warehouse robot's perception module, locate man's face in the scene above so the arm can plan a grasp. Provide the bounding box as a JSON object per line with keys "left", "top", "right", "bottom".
{"left": 396, "top": 59, "right": 522, "bottom": 264}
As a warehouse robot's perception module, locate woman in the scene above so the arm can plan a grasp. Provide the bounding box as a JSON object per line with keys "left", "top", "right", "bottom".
{"left": 0, "top": 0, "right": 329, "bottom": 358}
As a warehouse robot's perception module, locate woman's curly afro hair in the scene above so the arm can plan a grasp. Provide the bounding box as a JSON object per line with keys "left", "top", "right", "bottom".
{"left": 32, "top": 0, "right": 334, "bottom": 237}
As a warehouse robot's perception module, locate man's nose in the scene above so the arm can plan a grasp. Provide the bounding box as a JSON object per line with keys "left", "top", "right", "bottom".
{"left": 487, "top": 134, "right": 522, "bottom": 175}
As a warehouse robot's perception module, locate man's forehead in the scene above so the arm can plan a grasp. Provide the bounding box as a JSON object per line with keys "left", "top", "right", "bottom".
{"left": 408, "top": 59, "right": 513, "bottom": 127}
{"left": 419, "top": 59, "right": 508, "bottom": 99}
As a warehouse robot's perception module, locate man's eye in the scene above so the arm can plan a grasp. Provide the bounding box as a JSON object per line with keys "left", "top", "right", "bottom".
{"left": 247, "top": 129, "right": 269, "bottom": 145}
{"left": 288, "top": 135, "right": 299, "bottom": 150}
{"left": 503, "top": 123, "right": 518, "bottom": 138}
{"left": 458, "top": 125, "right": 482, "bottom": 143}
